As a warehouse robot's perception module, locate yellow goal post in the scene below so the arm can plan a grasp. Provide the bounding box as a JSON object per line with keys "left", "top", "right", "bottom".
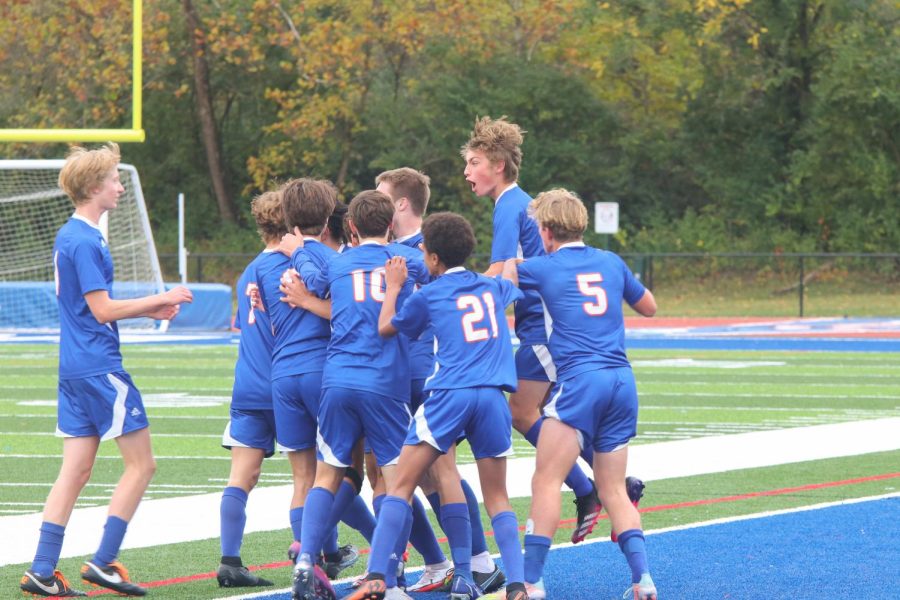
{"left": 0, "top": 0, "right": 145, "bottom": 143}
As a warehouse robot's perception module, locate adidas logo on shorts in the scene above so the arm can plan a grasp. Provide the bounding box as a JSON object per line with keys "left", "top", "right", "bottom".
{"left": 130, "top": 407, "right": 141, "bottom": 417}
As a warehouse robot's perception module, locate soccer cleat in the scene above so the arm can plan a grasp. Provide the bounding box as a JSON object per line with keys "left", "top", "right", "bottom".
{"left": 350, "top": 571, "right": 369, "bottom": 588}
{"left": 323, "top": 544, "right": 360, "bottom": 579}
{"left": 292, "top": 562, "right": 337, "bottom": 600}
{"left": 571, "top": 479, "right": 602, "bottom": 543}
{"left": 216, "top": 563, "right": 274, "bottom": 587}
{"left": 340, "top": 576, "right": 387, "bottom": 600}
{"left": 449, "top": 574, "right": 484, "bottom": 600}
{"left": 612, "top": 477, "right": 647, "bottom": 543}
{"left": 473, "top": 564, "right": 506, "bottom": 593}
{"left": 406, "top": 559, "right": 453, "bottom": 592}
{"left": 481, "top": 580, "right": 542, "bottom": 600}
{"left": 623, "top": 573, "right": 657, "bottom": 600}
{"left": 384, "top": 586, "right": 413, "bottom": 600}
{"left": 81, "top": 561, "right": 146, "bottom": 596}
{"left": 20, "top": 569, "right": 86, "bottom": 597}
{"left": 288, "top": 540, "right": 302, "bottom": 564}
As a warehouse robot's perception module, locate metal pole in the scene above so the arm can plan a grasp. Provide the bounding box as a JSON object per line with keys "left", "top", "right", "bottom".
{"left": 178, "top": 193, "right": 187, "bottom": 284}
{"left": 798, "top": 256, "right": 804, "bottom": 317}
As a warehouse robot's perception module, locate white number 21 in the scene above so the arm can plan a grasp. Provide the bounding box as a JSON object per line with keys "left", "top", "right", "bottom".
{"left": 458, "top": 293, "right": 499, "bottom": 342}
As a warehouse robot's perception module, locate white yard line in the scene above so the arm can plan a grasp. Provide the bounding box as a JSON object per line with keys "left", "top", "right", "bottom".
{"left": 1, "top": 417, "right": 898, "bottom": 567}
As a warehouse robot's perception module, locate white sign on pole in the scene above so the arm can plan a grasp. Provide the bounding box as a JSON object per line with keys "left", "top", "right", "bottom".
{"left": 594, "top": 202, "right": 619, "bottom": 234}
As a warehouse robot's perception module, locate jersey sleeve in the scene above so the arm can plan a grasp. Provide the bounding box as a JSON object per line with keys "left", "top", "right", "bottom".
{"left": 407, "top": 256, "right": 432, "bottom": 286}
{"left": 292, "top": 249, "right": 329, "bottom": 297}
{"left": 391, "top": 290, "right": 430, "bottom": 340}
{"left": 494, "top": 275, "right": 525, "bottom": 307}
{"left": 515, "top": 259, "right": 540, "bottom": 291}
{"left": 619, "top": 255, "right": 647, "bottom": 305}
{"left": 70, "top": 240, "right": 108, "bottom": 295}
{"left": 490, "top": 201, "right": 521, "bottom": 263}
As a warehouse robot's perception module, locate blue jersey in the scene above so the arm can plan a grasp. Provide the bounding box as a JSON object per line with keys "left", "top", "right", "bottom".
{"left": 491, "top": 184, "right": 547, "bottom": 346}
{"left": 516, "top": 243, "right": 647, "bottom": 379}
{"left": 391, "top": 267, "right": 521, "bottom": 393}
{"left": 53, "top": 215, "right": 123, "bottom": 379}
{"left": 256, "top": 240, "right": 333, "bottom": 380}
{"left": 231, "top": 251, "right": 275, "bottom": 410}
{"left": 295, "top": 242, "right": 430, "bottom": 402}
{"left": 393, "top": 233, "right": 435, "bottom": 381}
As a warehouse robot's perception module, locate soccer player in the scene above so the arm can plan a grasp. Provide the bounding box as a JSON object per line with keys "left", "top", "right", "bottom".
{"left": 376, "top": 168, "right": 504, "bottom": 592}
{"left": 504, "top": 189, "right": 658, "bottom": 600}
{"left": 462, "top": 116, "right": 604, "bottom": 543}
{"left": 215, "top": 190, "right": 285, "bottom": 588}
{"left": 347, "top": 212, "right": 527, "bottom": 600}
{"left": 20, "top": 143, "right": 193, "bottom": 598}
{"left": 289, "top": 190, "right": 429, "bottom": 600}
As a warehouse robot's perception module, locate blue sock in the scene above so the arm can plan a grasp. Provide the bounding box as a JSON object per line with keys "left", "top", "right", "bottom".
{"left": 461, "top": 479, "right": 488, "bottom": 556}
{"left": 289, "top": 506, "right": 304, "bottom": 543}
{"left": 618, "top": 529, "right": 650, "bottom": 583}
{"left": 92, "top": 516, "right": 128, "bottom": 567}
{"left": 373, "top": 494, "right": 385, "bottom": 517}
{"left": 440, "top": 502, "right": 472, "bottom": 582}
{"left": 386, "top": 502, "right": 413, "bottom": 588}
{"left": 408, "top": 495, "right": 445, "bottom": 565}
{"left": 341, "top": 492, "right": 376, "bottom": 543}
{"left": 367, "top": 496, "right": 410, "bottom": 580}
{"left": 220, "top": 486, "right": 248, "bottom": 557}
{"left": 523, "top": 534, "right": 551, "bottom": 584}
{"left": 425, "top": 492, "right": 442, "bottom": 523}
{"left": 323, "top": 526, "right": 340, "bottom": 556}
{"left": 298, "top": 488, "right": 334, "bottom": 565}
{"left": 321, "top": 479, "right": 360, "bottom": 539}
{"left": 526, "top": 418, "right": 593, "bottom": 497}
{"left": 492, "top": 511, "right": 524, "bottom": 584}
{"left": 31, "top": 522, "right": 65, "bottom": 577}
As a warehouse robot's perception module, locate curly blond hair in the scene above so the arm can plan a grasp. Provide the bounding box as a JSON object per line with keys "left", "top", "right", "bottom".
{"left": 530, "top": 188, "right": 588, "bottom": 243}
{"left": 460, "top": 116, "right": 525, "bottom": 183}
{"left": 251, "top": 189, "right": 287, "bottom": 244}
{"left": 58, "top": 142, "right": 121, "bottom": 206}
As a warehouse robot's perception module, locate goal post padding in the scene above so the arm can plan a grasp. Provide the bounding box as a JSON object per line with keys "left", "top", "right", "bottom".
{"left": 0, "top": 160, "right": 166, "bottom": 331}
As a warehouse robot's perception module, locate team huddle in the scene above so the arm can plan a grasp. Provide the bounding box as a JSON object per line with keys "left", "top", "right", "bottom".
{"left": 21, "top": 117, "right": 658, "bottom": 600}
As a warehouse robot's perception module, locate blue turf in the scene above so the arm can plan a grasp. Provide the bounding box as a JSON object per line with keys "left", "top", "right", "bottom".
{"left": 249, "top": 496, "right": 899, "bottom": 599}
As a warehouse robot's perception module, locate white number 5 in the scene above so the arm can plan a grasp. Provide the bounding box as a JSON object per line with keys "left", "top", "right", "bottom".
{"left": 577, "top": 273, "right": 608, "bottom": 315}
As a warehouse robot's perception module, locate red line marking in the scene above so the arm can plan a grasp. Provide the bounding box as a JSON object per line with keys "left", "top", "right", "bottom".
{"left": 116, "top": 472, "right": 899, "bottom": 593}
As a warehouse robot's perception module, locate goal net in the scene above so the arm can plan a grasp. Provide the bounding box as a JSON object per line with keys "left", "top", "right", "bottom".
{"left": 0, "top": 160, "right": 167, "bottom": 332}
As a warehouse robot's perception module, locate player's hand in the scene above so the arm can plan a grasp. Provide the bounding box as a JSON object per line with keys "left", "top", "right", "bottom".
{"left": 384, "top": 256, "right": 407, "bottom": 290}
{"left": 149, "top": 304, "right": 180, "bottom": 321}
{"left": 278, "top": 227, "right": 304, "bottom": 256}
{"left": 164, "top": 286, "right": 193, "bottom": 305}
{"left": 280, "top": 269, "right": 312, "bottom": 309}
{"left": 247, "top": 283, "right": 264, "bottom": 312}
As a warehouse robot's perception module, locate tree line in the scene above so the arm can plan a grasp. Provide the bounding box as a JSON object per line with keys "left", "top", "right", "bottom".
{"left": 1, "top": 0, "right": 897, "bottom": 258}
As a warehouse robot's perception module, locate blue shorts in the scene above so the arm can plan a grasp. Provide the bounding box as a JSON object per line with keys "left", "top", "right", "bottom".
{"left": 272, "top": 372, "right": 322, "bottom": 451}
{"left": 317, "top": 386, "right": 410, "bottom": 468}
{"left": 544, "top": 367, "right": 638, "bottom": 453}
{"left": 222, "top": 408, "right": 277, "bottom": 457}
{"left": 407, "top": 387, "right": 513, "bottom": 460}
{"left": 515, "top": 344, "right": 557, "bottom": 383}
{"left": 410, "top": 378, "right": 426, "bottom": 413}
{"left": 57, "top": 372, "right": 148, "bottom": 441}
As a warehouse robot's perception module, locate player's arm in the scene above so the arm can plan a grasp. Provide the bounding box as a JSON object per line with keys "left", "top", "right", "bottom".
{"left": 280, "top": 269, "right": 331, "bottom": 319}
{"left": 629, "top": 289, "right": 657, "bottom": 317}
{"left": 483, "top": 201, "right": 519, "bottom": 277}
{"left": 483, "top": 261, "right": 504, "bottom": 277}
{"left": 84, "top": 286, "right": 193, "bottom": 324}
{"left": 500, "top": 257, "right": 519, "bottom": 286}
{"left": 378, "top": 256, "right": 407, "bottom": 337}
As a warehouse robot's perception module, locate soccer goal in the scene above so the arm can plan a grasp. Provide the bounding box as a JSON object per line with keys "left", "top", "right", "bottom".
{"left": 0, "top": 160, "right": 167, "bottom": 332}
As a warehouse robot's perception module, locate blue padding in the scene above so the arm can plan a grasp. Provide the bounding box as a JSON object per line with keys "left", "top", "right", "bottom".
{"left": 0, "top": 282, "right": 232, "bottom": 331}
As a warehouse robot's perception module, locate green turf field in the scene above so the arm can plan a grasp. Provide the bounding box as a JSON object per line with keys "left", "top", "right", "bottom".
{"left": 1, "top": 343, "right": 898, "bottom": 597}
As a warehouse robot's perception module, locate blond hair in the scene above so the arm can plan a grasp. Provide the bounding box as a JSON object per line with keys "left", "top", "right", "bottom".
{"left": 530, "top": 188, "right": 588, "bottom": 243}
{"left": 460, "top": 116, "right": 525, "bottom": 182}
{"left": 251, "top": 189, "right": 287, "bottom": 244}
{"left": 58, "top": 142, "right": 121, "bottom": 206}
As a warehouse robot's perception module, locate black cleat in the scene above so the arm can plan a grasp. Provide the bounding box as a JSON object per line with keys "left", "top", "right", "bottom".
{"left": 572, "top": 479, "right": 602, "bottom": 543}
{"left": 217, "top": 563, "right": 274, "bottom": 587}
{"left": 20, "top": 570, "right": 86, "bottom": 597}
{"left": 626, "top": 476, "right": 645, "bottom": 506}
{"left": 81, "top": 561, "right": 146, "bottom": 596}
{"left": 323, "top": 544, "right": 360, "bottom": 579}
{"left": 473, "top": 564, "right": 506, "bottom": 593}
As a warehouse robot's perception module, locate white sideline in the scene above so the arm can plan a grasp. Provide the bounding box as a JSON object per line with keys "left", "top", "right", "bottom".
{"left": 1, "top": 417, "right": 898, "bottom": 567}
